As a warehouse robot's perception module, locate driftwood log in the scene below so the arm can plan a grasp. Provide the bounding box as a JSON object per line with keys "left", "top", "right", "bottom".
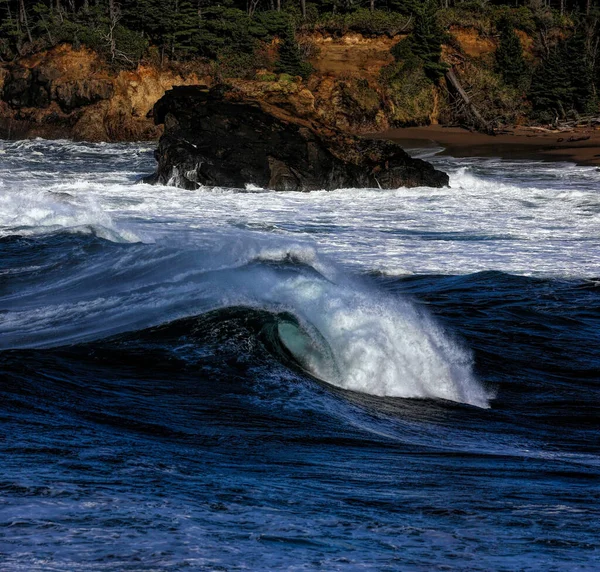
{"left": 445, "top": 67, "right": 494, "bottom": 135}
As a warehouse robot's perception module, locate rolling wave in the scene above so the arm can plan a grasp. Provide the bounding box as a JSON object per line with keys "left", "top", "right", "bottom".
{"left": 0, "top": 231, "right": 489, "bottom": 407}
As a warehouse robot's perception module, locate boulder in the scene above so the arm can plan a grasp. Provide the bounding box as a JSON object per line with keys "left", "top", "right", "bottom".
{"left": 144, "top": 85, "right": 449, "bottom": 190}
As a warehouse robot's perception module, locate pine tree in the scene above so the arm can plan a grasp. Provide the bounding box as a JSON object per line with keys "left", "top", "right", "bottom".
{"left": 529, "top": 28, "right": 598, "bottom": 120}
{"left": 275, "top": 30, "right": 311, "bottom": 78}
{"left": 566, "top": 29, "right": 596, "bottom": 114}
{"left": 171, "top": 1, "right": 199, "bottom": 58}
{"left": 529, "top": 43, "right": 572, "bottom": 120}
{"left": 192, "top": 6, "right": 255, "bottom": 59}
{"left": 409, "top": 0, "right": 446, "bottom": 82}
{"left": 495, "top": 19, "right": 526, "bottom": 89}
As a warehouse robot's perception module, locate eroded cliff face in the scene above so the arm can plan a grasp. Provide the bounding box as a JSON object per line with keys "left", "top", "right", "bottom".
{"left": 0, "top": 28, "right": 516, "bottom": 142}
{"left": 306, "top": 32, "right": 401, "bottom": 78}
{"left": 0, "top": 38, "right": 404, "bottom": 141}
{"left": 0, "top": 45, "right": 207, "bottom": 141}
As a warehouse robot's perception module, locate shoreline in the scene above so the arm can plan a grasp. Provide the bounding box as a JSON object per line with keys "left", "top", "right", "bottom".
{"left": 3, "top": 121, "right": 600, "bottom": 169}
{"left": 378, "top": 125, "right": 600, "bottom": 166}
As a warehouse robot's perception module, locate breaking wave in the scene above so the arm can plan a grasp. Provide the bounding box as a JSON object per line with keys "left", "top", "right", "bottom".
{"left": 0, "top": 230, "right": 490, "bottom": 407}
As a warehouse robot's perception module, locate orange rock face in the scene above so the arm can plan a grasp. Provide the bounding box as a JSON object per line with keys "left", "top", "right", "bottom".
{"left": 0, "top": 45, "right": 209, "bottom": 141}
{"left": 450, "top": 27, "right": 496, "bottom": 59}
{"left": 0, "top": 27, "right": 533, "bottom": 142}
{"left": 302, "top": 32, "right": 402, "bottom": 79}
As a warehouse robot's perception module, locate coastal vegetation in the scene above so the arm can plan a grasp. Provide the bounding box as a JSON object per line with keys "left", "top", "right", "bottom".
{"left": 2, "top": 0, "right": 600, "bottom": 131}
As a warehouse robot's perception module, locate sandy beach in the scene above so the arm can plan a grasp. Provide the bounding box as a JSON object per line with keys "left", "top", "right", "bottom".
{"left": 379, "top": 124, "right": 600, "bottom": 166}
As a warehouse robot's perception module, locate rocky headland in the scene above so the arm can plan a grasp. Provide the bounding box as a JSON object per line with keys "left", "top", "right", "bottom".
{"left": 142, "top": 85, "right": 449, "bottom": 191}
{"left": 0, "top": 36, "right": 411, "bottom": 143}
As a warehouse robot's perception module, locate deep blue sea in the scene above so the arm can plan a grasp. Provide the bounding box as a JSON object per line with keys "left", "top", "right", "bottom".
{"left": 0, "top": 139, "right": 599, "bottom": 570}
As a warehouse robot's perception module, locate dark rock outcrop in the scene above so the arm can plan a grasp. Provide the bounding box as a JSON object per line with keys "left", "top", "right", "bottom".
{"left": 144, "top": 85, "right": 449, "bottom": 190}
{"left": 2, "top": 66, "right": 114, "bottom": 112}
{"left": 0, "top": 45, "right": 204, "bottom": 141}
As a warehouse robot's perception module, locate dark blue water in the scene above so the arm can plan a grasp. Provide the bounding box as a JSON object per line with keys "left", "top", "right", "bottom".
{"left": 1, "top": 233, "right": 599, "bottom": 570}
{"left": 1, "top": 140, "right": 599, "bottom": 570}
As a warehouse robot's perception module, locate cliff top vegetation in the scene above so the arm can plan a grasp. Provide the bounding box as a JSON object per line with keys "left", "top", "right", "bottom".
{"left": 2, "top": 0, "right": 600, "bottom": 128}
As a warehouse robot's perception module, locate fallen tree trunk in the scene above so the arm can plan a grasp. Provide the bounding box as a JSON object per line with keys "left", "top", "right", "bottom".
{"left": 445, "top": 67, "right": 494, "bottom": 135}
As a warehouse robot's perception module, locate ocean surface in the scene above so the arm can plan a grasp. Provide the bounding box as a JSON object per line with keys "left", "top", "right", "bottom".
{"left": 0, "top": 138, "right": 599, "bottom": 571}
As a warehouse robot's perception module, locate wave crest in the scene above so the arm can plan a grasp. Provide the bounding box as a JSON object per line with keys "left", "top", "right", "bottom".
{"left": 254, "top": 270, "right": 490, "bottom": 408}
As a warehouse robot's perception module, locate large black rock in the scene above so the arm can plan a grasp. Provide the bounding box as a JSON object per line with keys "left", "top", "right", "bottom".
{"left": 144, "top": 85, "right": 449, "bottom": 190}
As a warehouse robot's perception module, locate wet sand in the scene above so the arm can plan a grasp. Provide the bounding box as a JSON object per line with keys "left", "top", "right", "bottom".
{"left": 378, "top": 124, "right": 600, "bottom": 166}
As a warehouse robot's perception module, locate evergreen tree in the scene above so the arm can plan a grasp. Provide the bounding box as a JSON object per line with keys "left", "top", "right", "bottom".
{"left": 0, "top": 0, "right": 598, "bottom": 114}
{"left": 565, "top": 29, "right": 596, "bottom": 114}
{"left": 191, "top": 6, "right": 255, "bottom": 59}
{"left": 390, "top": 36, "right": 422, "bottom": 73}
{"left": 275, "top": 29, "right": 311, "bottom": 78}
{"left": 409, "top": 0, "right": 446, "bottom": 82}
{"left": 529, "top": 43, "right": 572, "bottom": 119}
{"left": 170, "top": 1, "right": 199, "bottom": 58}
{"left": 495, "top": 19, "right": 526, "bottom": 89}
{"left": 0, "top": 7, "right": 23, "bottom": 57}
{"left": 529, "top": 27, "right": 598, "bottom": 120}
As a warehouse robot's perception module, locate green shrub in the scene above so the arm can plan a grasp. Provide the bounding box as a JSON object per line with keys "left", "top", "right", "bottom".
{"left": 490, "top": 6, "right": 536, "bottom": 33}
{"left": 439, "top": 3, "right": 536, "bottom": 35}
{"left": 339, "top": 78, "right": 381, "bottom": 119}
{"left": 278, "top": 73, "right": 296, "bottom": 83}
{"left": 495, "top": 19, "right": 527, "bottom": 88}
{"left": 438, "top": 5, "right": 492, "bottom": 34}
{"left": 215, "top": 50, "right": 258, "bottom": 79}
{"left": 455, "top": 61, "right": 528, "bottom": 127}
{"left": 315, "top": 9, "right": 412, "bottom": 37}
{"left": 257, "top": 72, "right": 278, "bottom": 82}
{"left": 385, "top": 66, "right": 435, "bottom": 126}
{"left": 275, "top": 33, "right": 313, "bottom": 78}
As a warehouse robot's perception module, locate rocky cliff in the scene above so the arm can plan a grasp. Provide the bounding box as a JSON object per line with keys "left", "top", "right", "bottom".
{"left": 0, "top": 34, "right": 427, "bottom": 142}
{"left": 0, "top": 28, "right": 527, "bottom": 142}
{"left": 0, "top": 45, "right": 207, "bottom": 141}
{"left": 143, "top": 85, "right": 449, "bottom": 191}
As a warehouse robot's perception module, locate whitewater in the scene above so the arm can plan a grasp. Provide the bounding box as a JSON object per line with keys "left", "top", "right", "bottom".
{"left": 0, "top": 138, "right": 599, "bottom": 570}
